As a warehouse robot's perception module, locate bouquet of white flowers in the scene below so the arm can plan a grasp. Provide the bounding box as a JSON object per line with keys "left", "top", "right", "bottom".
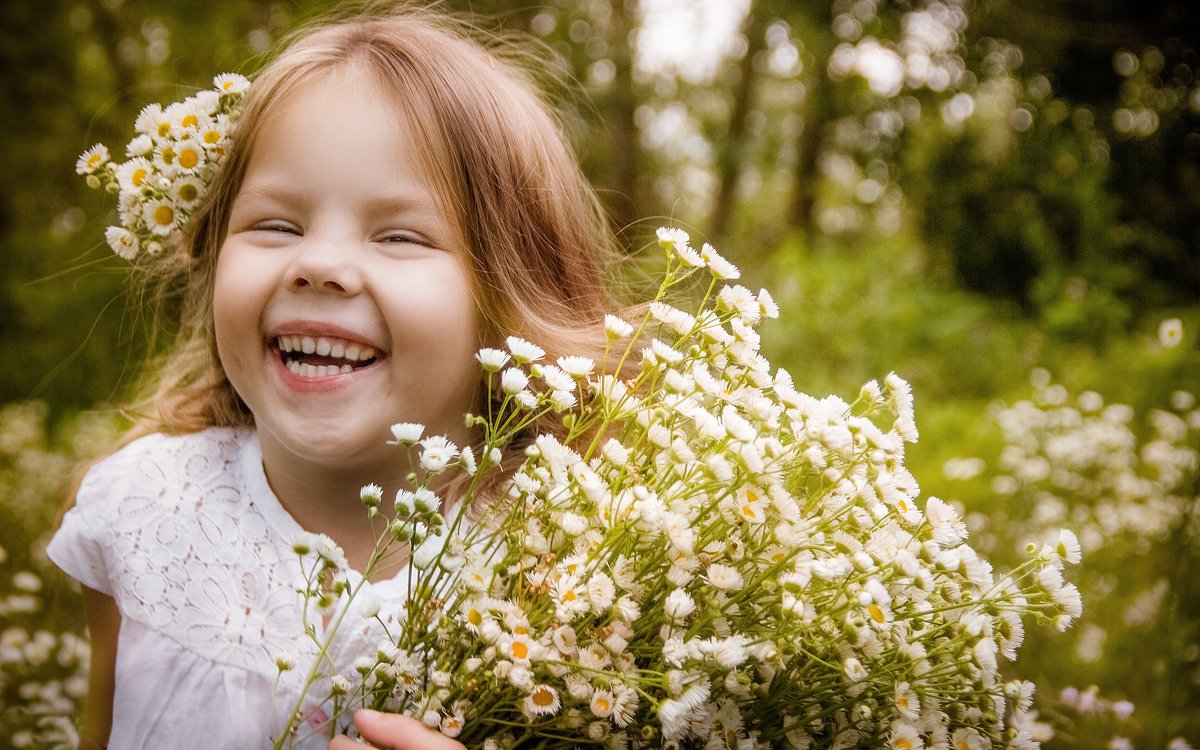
{"left": 276, "top": 229, "right": 1081, "bottom": 750}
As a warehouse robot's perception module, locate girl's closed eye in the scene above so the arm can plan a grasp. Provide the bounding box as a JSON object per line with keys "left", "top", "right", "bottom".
{"left": 254, "top": 220, "right": 302, "bottom": 235}
{"left": 378, "top": 229, "right": 438, "bottom": 250}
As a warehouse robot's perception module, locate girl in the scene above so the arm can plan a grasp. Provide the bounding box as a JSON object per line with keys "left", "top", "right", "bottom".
{"left": 50, "top": 6, "right": 619, "bottom": 749}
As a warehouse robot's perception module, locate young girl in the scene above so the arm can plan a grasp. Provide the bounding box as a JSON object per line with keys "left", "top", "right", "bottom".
{"left": 49, "top": 7, "right": 619, "bottom": 749}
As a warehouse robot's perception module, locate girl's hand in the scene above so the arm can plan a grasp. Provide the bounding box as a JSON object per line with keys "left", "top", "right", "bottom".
{"left": 327, "top": 710, "right": 466, "bottom": 750}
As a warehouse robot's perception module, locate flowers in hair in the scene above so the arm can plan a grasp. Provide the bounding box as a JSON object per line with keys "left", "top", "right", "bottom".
{"left": 76, "top": 73, "right": 250, "bottom": 260}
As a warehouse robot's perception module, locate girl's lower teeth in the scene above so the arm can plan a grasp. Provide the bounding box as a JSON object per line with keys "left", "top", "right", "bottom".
{"left": 286, "top": 360, "right": 354, "bottom": 378}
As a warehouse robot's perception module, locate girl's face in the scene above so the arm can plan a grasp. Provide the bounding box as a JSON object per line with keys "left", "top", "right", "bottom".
{"left": 213, "top": 71, "right": 480, "bottom": 483}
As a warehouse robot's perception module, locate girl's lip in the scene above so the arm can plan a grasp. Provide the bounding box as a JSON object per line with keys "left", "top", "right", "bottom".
{"left": 271, "top": 347, "right": 382, "bottom": 393}
{"left": 267, "top": 320, "right": 387, "bottom": 354}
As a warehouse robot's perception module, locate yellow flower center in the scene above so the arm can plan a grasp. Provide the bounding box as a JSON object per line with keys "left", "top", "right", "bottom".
{"left": 895, "top": 740, "right": 912, "bottom": 750}
{"left": 467, "top": 609, "right": 482, "bottom": 626}
{"left": 510, "top": 641, "right": 528, "bottom": 659}
{"left": 178, "top": 183, "right": 199, "bottom": 203}
{"left": 562, "top": 589, "right": 577, "bottom": 602}
{"left": 131, "top": 168, "right": 148, "bottom": 187}
{"left": 594, "top": 698, "right": 610, "bottom": 712}
{"left": 897, "top": 499, "right": 909, "bottom": 512}
{"left": 154, "top": 204, "right": 174, "bottom": 226}
{"left": 868, "top": 604, "right": 886, "bottom": 623}
{"left": 741, "top": 504, "right": 757, "bottom": 518}
{"left": 160, "top": 146, "right": 176, "bottom": 165}
{"left": 223, "top": 80, "right": 235, "bottom": 90}
{"left": 179, "top": 148, "right": 199, "bottom": 169}
{"left": 203, "top": 129, "right": 221, "bottom": 144}
{"left": 181, "top": 113, "right": 199, "bottom": 129}
{"left": 532, "top": 687, "right": 554, "bottom": 707}
{"left": 513, "top": 625, "right": 530, "bottom": 635}
{"left": 87, "top": 153, "right": 104, "bottom": 169}
{"left": 157, "top": 122, "right": 171, "bottom": 137}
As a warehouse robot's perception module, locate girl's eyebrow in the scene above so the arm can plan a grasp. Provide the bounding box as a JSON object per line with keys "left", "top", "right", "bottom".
{"left": 232, "top": 184, "right": 437, "bottom": 218}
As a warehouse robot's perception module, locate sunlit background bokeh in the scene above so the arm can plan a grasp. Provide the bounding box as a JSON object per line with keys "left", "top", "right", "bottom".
{"left": 1, "top": 0, "right": 1196, "bottom": 747}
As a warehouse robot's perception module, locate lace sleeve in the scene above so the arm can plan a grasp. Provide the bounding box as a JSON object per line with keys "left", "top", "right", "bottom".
{"left": 45, "top": 454, "right": 126, "bottom": 595}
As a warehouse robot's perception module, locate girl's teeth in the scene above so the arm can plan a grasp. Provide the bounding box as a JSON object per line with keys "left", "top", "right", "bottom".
{"left": 284, "top": 359, "right": 355, "bottom": 379}
{"left": 276, "top": 335, "right": 378, "bottom": 362}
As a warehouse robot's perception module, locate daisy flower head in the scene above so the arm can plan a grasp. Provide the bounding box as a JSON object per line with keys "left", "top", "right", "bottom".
{"left": 657, "top": 226, "right": 703, "bottom": 267}
{"left": 717, "top": 284, "right": 762, "bottom": 323}
{"left": 359, "top": 483, "right": 383, "bottom": 508}
{"left": 134, "top": 102, "right": 169, "bottom": 137}
{"left": 506, "top": 336, "right": 545, "bottom": 363}
{"left": 589, "top": 688, "right": 615, "bottom": 719}
{"left": 1055, "top": 528, "right": 1082, "bottom": 565}
{"left": 116, "top": 157, "right": 153, "bottom": 194}
{"left": 75, "top": 144, "right": 110, "bottom": 175}
{"left": 557, "top": 355, "right": 595, "bottom": 377}
{"left": 757, "top": 287, "right": 780, "bottom": 319}
{"left": 604, "top": 314, "right": 634, "bottom": 340}
{"left": 523, "top": 685, "right": 561, "bottom": 717}
{"left": 170, "top": 175, "right": 204, "bottom": 208}
{"left": 141, "top": 199, "right": 177, "bottom": 237}
{"left": 704, "top": 563, "right": 744, "bottom": 591}
{"left": 889, "top": 721, "right": 924, "bottom": 750}
{"left": 475, "top": 347, "right": 510, "bottom": 372}
{"left": 389, "top": 421, "right": 425, "bottom": 444}
{"left": 104, "top": 227, "right": 140, "bottom": 260}
{"left": 500, "top": 367, "right": 530, "bottom": 395}
{"left": 173, "top": 141, "right": 206, "bottom": 173}
{"left": 213, "top": 72, "right": 251, "bottom": 94}
{"left": 419, "top": 435, "right": 459, "bottom": 473}
{"left": 701, "top": 242, "right": 740, "bottom": 280}
{"left": 1158, "top": 317, "right": 1183, "bottom": 348}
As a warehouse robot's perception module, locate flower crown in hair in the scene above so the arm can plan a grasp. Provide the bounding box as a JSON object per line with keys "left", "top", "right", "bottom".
{"left": 76, "top": 73, "right": 251, "bottom": 261}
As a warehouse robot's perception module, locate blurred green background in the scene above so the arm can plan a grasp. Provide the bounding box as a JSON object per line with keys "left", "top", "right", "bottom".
{"left": 1, "top": 0, "right": 1197, "bottom": 747}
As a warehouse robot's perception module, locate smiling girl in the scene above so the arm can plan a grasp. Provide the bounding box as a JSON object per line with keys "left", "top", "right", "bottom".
{"left": 50, "top": 7, "right": 617, "bottom": 749}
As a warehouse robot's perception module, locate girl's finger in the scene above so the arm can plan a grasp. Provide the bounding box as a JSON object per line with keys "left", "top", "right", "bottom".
{"left": 353, "top": 710, "right": 465, "bottom": 750}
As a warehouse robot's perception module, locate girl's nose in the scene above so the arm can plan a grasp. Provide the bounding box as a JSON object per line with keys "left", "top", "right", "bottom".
{"left": 285, "top": 240, "right": 363, "bottom": 295}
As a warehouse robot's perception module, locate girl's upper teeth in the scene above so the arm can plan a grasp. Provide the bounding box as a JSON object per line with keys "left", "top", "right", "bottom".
{"left": 277, "top": 334, "right": 376, "bottom": 362}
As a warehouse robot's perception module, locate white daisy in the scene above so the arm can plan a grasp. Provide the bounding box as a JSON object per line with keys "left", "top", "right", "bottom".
{"left": 141, "top": 200, "right": 177, "bottom": 236}
{"left": 506, "top": 335, "right": 545, "bottom": 363}
{"left": 500, "top": 367, "right": 530, "bottom": 395}
{"left": 389, "top": 421, "right": 425, "bottom": 443}
{"left": 104, "top": 226, "right": 139, "bottom": 260}
{"left": 522, "top": 684, "right": 561, "bottom": 717}
{"left": 475, "top": 347, "right": 510, "bottom": 371}
{"left": 213, "top": 72, "right": 251, "bottom": 94}
{"left": 75, "top": 144, "right": 110, "bottom": 175}
{"left": 116, "top": 157, "right": 153, "bottom": 193}
{"left": 701, "top": 242, "right": 740, "bottom": 279}
{"left": 556, "top": 355, "right": 595, "bottom": 377}
{"left": 604, "top": 314, "right": 634, "bottom": 339}
{"left": 169, "top": 175, "right": 204, "bottom": 208}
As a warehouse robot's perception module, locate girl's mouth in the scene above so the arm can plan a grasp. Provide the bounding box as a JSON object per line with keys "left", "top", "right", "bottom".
{"left": 273, "top": 334, "right": 380, "bottom": 378}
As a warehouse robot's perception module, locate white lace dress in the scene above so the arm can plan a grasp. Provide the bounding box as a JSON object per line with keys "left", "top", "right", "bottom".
{"left": 47, "top": 427, "right": 412, "bottom": 750}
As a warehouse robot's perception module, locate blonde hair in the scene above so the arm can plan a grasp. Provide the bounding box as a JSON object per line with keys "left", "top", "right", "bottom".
{"left": 63, "top": 5, "right": 627, "bottom": 516}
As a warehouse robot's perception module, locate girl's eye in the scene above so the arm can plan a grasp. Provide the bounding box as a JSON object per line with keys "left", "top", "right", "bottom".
{"left": 252, "top": 220, "right": 300, "bottom": 235}
{"left": 380, "top": 231, "right": 431, "bottom": 247}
